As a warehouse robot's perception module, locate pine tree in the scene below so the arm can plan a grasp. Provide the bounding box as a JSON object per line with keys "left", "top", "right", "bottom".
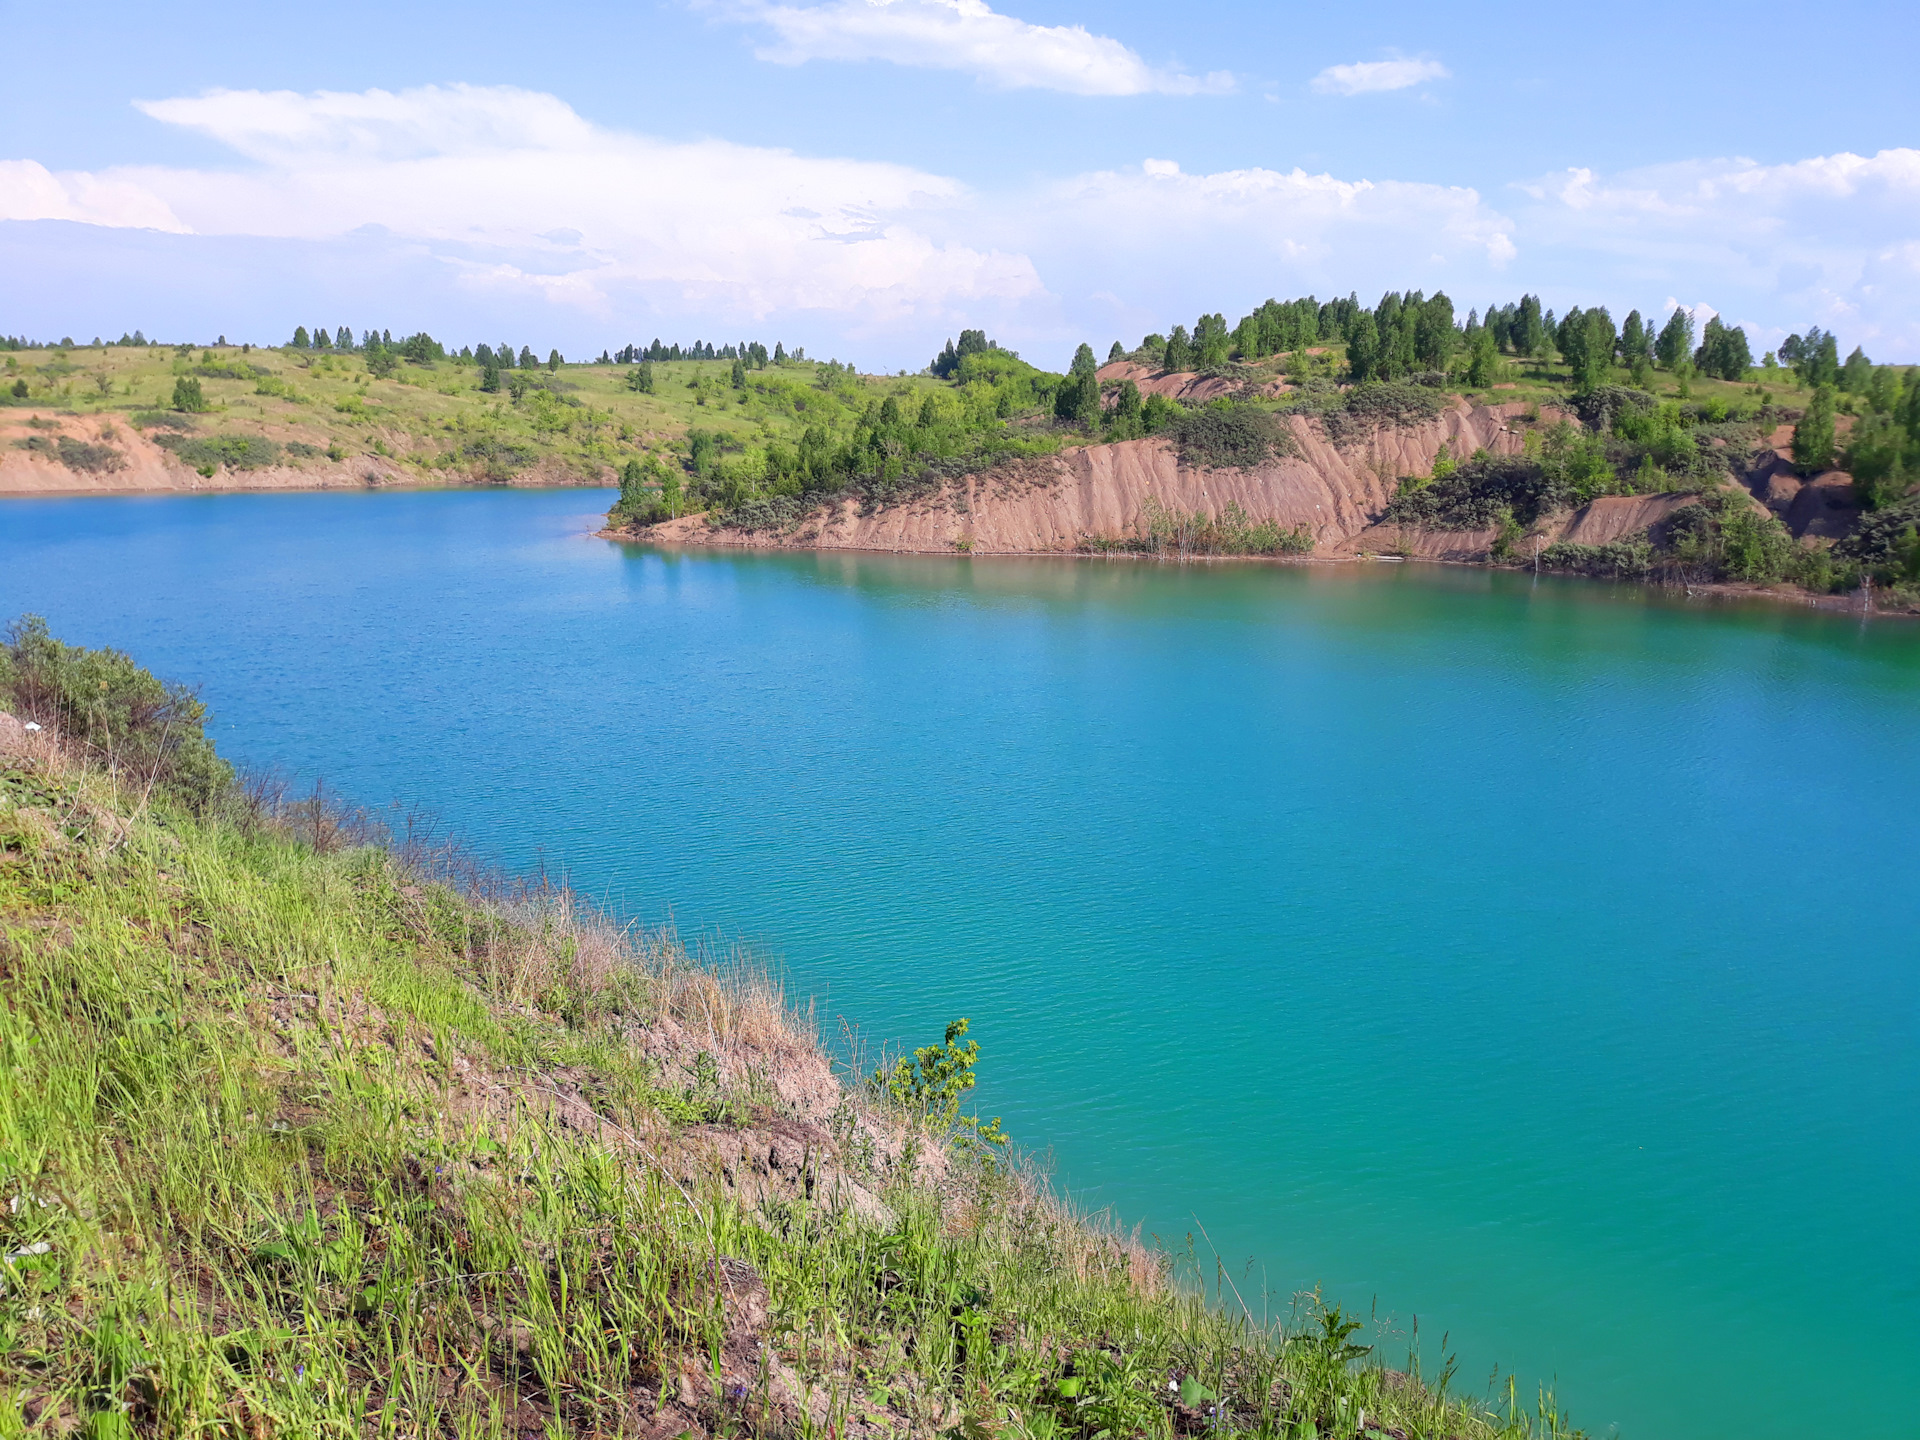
{"left": 1792, "top": 386, "right": 1837, "bottom": 473}
{"left": 547, "top": 349, "right": 562, "bottom": 371}
{"left": 1070, "top": 343, "right": 1097, "bottom": 378}
{"left": 1466, "top": 325, "right": 1499, "bottom": 389}
{"left": 1515, "top": 296, "right": 1545, "bottom": 359}
{"left": 519, "top": 347, "right": 535, "bottom": 369}
{"left": 1164, "top": 325, "right": 1192, "bottom": 372}
{"left": 290, "top": 326, "right": 310, "bottom": 349}
{"left": 730, "top": 356, "right": 746, "bottom": 389}
{"left": 1108, "top": 341, "right": 1126, "bottom": 362}
{"left": 1655, "top": 308, "right": 1694, "bottom": 370}
{"left": 1620, "top": 310, "right": 1647, "bottom": 368}
{"left": 1345, "top": 312, "right": 1381, "bottom": 383}
{"left": 1841, "top": 345, "right": 1873, "bottom": 393}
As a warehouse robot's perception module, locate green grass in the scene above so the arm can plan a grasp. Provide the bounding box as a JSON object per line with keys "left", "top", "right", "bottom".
{"left": 1, "top": 343, "right": 962, "bottom": 490}
{"left": 0, "top": 707, "right": 1593, "bottom": 1439}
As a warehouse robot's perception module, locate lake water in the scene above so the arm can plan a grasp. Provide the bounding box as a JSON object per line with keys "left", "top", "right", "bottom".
{"left": 4, "top": 487, "right": 1917, "bottom": 1439}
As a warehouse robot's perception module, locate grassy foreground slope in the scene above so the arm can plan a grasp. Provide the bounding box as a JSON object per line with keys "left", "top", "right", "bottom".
{"left": 0, "top": 624, "right": 1588, "bottom": 1440}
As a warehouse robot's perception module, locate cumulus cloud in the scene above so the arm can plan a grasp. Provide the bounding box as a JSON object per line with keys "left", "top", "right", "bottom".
{"left": 7, "top": 83, "right": 1920, "bottom": 365}
{"left": 1513, "top": 149, "right": 1920, "bottom": 352}
{"left": 1310, "top": 58, "right": 1448, "bottom": 97}
{"left": 965, "top": 158, "right": 1514, "bottom": 339}
{"left": 727, "top": 0, "right": 1231, "bottom": 96}
{"left": 0, "top": 159, "right": 188, "bottom": 231}
{"left": 0, "top": 85, "right": 1042, "bottom": 333}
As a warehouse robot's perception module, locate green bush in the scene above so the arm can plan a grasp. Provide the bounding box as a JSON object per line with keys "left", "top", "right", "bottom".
{"left": 54, "top": 436, "right": 125, "bottom": 474}
{"left": 0, "top": 615, "right": 232, "bottom": 811}
{"left": 171, "top": 376, "right": 209, "bottom": 413}
{"left": 1792, "top": 386, "right": 1837, "bottom": 472}
{"left": 1538, "top": 535, "right": 1654, "bottom": 578}
{"left": 1321, "top": 382, "right": 1444, "bottom": 448}
{"left": 1172, "top": 403, "right": 1297, "bottom": 469}
{"left": 874, "top": 1018, "right": 1006, "bottom": 1150}
{"left": 154, "top": 432, "right": 283, "bottom": 471}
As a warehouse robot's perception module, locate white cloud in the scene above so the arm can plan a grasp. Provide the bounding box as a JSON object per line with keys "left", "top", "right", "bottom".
{"left": 1020, "top": 159, "right": 1514, "bottom": 270}
{"left": 1310, "top": 58, "right": 1448, "bottom": 97}
{"left": 726, "top": 0, "right": 1231, "bottom": 96}
{"left": 8, "top": 85, "right": 1920, "bottom": 365}
{"left": 1513, "top": 149, "right": 1920, "bottom": 353}
{"left": 0, "top": 158, "right": 187, "bottom": 231}
{"left": 944, "top": 159, "right": 1519, "bottom": 346}
{"left": 1, "top": 85, "right": 1041, "bottom": 332}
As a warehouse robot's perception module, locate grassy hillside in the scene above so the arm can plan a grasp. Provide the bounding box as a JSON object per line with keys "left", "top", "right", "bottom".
{"left": 0, "top": 622, "right": 1592, "bottom": 1439}
{"left": 1, "top": 341, "right": 972, "bottom": 490}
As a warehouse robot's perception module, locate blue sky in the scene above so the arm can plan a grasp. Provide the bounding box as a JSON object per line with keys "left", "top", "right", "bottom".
{"left": 4, "top": 0, "right": 1918, "bottom": 370}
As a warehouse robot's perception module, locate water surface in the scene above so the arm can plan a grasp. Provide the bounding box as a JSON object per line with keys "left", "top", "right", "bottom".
{"left": 5, "top": 488, "right": 1917, "bottom": 1439}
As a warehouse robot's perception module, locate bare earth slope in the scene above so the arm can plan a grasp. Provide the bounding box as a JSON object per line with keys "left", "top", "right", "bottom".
{"left": 0, "top": 410, "right": 594, "bottom": 494}
{"left": 647, "top": 400, "right": 1549, "bottom": 555}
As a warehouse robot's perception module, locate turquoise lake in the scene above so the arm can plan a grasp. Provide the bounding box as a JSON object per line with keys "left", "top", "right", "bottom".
{"left": 4, "top": 487, "right": 1917, "bottom": 1438}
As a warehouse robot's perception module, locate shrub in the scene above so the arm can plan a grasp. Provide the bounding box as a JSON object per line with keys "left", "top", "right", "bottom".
{"left": 1172, "top": 403, "right": 1298, "bottom": 469}
{"left": 171, "top": 376, "right": 209, "bottom": 413}
{"left": 154, "top": 432, "right": 283, "bottom": 471}
{"left": 874, "top": 1018, "right": 1006, "bottom": 1150}
{"left": 1322, "top": 382, "right": 1444, "bottom": 448}
{"left": 1090, "top": 497, "right": 1313, "bottom": 557}
{"left": 1835, "top": 496, "right": 1920, "bottom": 570}
{"left": 1792, "top": 386, "right": 1837, "bottom": 472}
{"left": 0, "top": 615, "right": 232, "bottom": 810}
{"left": 462, "top": 438, "right": 538, "bottom": 481}
{"left": 1538, "top": 535, "right": 1654, "bottom": 577}
{"left": 54, "top": 436, "right": 125, "bottom": 473}
{"left": 130, "top": 410, "right": 194, "bottom": 432}
{"left": 1571, "top": 385, "right": 1656, "bottom": 433}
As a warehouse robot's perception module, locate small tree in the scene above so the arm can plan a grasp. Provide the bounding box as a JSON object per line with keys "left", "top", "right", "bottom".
{"left": 873, "top": 1017, "right": 1007, "bottom": 1152}
{"left": 1655, "top": 308, "right": 1694, "bottom": 370}
{"left": 1466, "top": 324, "right": 1499, "bottom": 388}
{"left": 547, "top": 349, "right": 562, "bottom": 372}
{"left": 1619, "top": 309, "right": 1647, "bottom": 367}
{"left": 1108, "top": 340, "right": 1126, "bottom": 362}
{"left": 1572, "top": 308, "right": 1616, "bottom": 392}
{"left": 290, "top": 326, "right": 310, "bottom": 350}
{"left": 171, "top": 377, "right": 208, "bottom": 413}
{"left": 1069, "top": 342, "right": 1097, "bottom": 378}
{"left": 730, "top": 356, "right": 746, "bottom": 389}
{"left": 1163, "top": 325, "right": 1193, "bottom": 372}
{"left": 1793, "top": 386, "right": 1837, "bottom": 473}
{"left": 1841, "top": 345, "right": 1873, "bottom": 393}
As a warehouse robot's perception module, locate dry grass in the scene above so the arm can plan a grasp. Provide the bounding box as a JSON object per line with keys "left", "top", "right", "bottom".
{"left": 0, "top": 721, "right": 1591, "bottom": 1440}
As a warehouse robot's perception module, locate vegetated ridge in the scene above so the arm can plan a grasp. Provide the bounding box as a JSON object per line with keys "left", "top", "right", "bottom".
{"left": 0, "top": 618, "right": 1590, "bottom": 1438}
{"left": 0, "top": 329, "right": 929, "bottom": 498}
{"left": 603, "top": 304, "right": 1920, "bottom": 613}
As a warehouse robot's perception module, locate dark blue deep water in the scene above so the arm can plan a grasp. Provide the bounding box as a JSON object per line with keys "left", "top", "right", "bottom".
{"left": 5, "top": 487, "right": 1918, "bottom": 1439}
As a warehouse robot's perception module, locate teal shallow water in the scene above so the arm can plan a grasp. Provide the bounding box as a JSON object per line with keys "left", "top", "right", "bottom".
{"left": 4, "top": 488, "right": 1917, "bottom": 1439}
